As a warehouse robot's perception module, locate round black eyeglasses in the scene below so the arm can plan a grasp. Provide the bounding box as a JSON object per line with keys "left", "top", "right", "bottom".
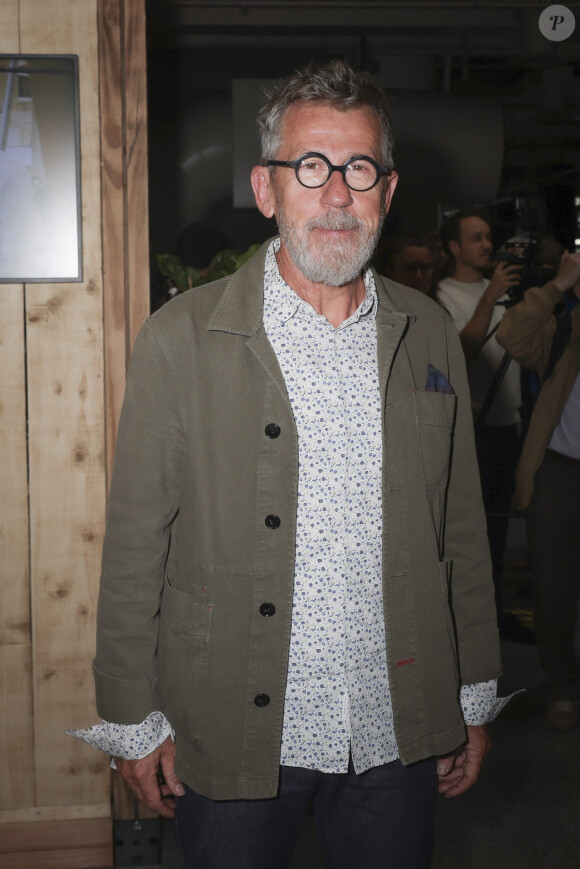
{"left": 266, "top": 152, "right": 390, "bottom": 192}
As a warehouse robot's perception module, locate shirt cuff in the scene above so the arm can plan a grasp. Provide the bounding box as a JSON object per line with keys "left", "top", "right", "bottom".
{"left": 66, "top": 711, "right": 173, "bottom": 760}
{"left": 460, "top": 679, "right": 521, "bottom": 725}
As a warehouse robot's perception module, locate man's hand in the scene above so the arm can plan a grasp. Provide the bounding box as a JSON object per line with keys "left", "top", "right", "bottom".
{"left": 436, "top": 725, "right": 491, "bottom": 798}
{"left": 553, "top": 251, "right": 580, "bottom": 297}
{"left": 459, "top": 261, "right": 522, "bottom": 364}
{"left": 485, "top": 261, "right": 522, "bottom": 303}
{"left": 114, "top": 736, "right": 184, "bottom": 818}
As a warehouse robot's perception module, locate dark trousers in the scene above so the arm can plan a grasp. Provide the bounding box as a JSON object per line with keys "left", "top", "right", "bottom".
{"left": 527, "top": 451, "right": 580, "bottom": 701}
{"left": 474, "top": 423, "right": 519, "bottom": 613}
{"left": 175, "top": 758, "right": 438, "bottom": 869}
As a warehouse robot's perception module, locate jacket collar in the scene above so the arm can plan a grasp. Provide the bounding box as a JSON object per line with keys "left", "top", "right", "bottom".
{"left": 207, "top": 237, "right": 416, "bottom": 336}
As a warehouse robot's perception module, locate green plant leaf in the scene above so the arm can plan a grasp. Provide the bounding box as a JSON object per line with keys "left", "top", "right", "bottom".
{"left": 156, "top": 243, "right": 260, "bottom": 294}
{"left": 235, "top": 244, "right": 260, "bottom": 269}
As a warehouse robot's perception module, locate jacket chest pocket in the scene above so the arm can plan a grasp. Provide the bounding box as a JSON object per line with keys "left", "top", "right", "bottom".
{"left": 413, "top": 391, "right": 457, "bottom": 491}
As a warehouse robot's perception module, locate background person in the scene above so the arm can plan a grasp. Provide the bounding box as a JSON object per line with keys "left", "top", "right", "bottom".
{"left": 437, "top": 209, "right": 522, "bottom": 630}
{"left": 497, "top": 251, "right": 580, "bottom": 732}
{"left": 380, "top": 232, "right": 435, "bottom": 295}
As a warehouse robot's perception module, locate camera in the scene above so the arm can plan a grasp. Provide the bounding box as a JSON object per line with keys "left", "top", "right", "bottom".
{"left": 493, "top": 236, "right": 554, "bottom": 305}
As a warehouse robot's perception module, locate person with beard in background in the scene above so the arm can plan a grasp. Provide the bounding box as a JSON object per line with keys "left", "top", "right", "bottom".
{"left": 75, "top": 61, "right": 507, "bottom": 869}
{"left": 437, "top": 211, "right": 523, "bottom": 635}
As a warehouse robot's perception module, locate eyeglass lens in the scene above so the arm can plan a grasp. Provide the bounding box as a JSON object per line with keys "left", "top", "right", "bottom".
{"left": 297, "top": 155, "right": 379, "bottom": 191}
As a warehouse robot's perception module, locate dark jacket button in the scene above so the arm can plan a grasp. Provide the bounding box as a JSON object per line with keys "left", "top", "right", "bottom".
{"left": 260, "top": 602, "right": 276, "bottom": 617}
{"left": 265, "top": 514, "right": 281, "bottom": 529}
{"left": 254, "top": 693, "right": 270, "bottom": 707}
{"left": 265, "top": 423, "right": 281, "bottom": 439}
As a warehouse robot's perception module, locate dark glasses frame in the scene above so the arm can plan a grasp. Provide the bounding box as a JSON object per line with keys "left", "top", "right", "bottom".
{"left": 266, "top": 151, "right": 391, "bottom": 192}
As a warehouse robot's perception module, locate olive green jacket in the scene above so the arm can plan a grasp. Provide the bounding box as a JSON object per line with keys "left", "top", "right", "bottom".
{"left": 94, "top": 239, "right": 500, "bottom": 800}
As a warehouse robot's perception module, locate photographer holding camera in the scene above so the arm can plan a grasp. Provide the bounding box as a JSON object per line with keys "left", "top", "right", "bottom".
{"left": 437, "top": 210, "right": 522, "bottom": 625}
{"left": 497, "top": 251, "right": 580, "bottom": 732}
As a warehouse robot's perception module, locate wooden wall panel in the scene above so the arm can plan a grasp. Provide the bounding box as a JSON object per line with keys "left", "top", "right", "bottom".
{"left": 0, "top": 0, "right": 34, "bottom": 813}
{"left": 0, "top": 294, "right": 30, "bottom": 652}
{"left": 0, "top": 0, "right": 19, "bottom": 47}
{"left": 100, "top": 0, "right": 150, "bottom": 484}
{"left": 0, "top": 646, "right": 34, "bottom": 809}
{"left": 0, "top": 289, "right": 33, "bottom": 812}
{"left": 19, "top": 0, "right": 109, "bottom": 809}
{"left": 99, "top": 0, "right": 127, "bottom": 479}
{"left": 0, "top": 818, "right": 113, "bottom": 869}
{"left": 124, "top": 0, "right": 150, "bottom": 353}
{"left": 0, "top": 0, "right": 150, "bottom": 856}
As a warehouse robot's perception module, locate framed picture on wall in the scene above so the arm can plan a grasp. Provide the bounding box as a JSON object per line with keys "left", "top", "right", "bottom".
{"left": 0, "top": 55, "right": 82, "bottom": 283}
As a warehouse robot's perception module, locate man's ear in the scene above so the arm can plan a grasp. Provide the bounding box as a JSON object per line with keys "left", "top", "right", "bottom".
{"left": 448, "top": 239, "right": 460, "bottom": 259}
{"left": 251, "top": 166, "right": 276, "bottom": 218}
{"left": 383, "top": 170, "right": 398, "bottom": 213}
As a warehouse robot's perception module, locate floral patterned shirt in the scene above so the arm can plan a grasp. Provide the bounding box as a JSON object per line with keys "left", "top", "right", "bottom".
{"left": 69, "top": 240, "right": 510, "bottom": 764}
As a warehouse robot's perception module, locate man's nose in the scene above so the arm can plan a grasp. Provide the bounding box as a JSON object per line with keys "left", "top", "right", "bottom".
{"left": 320, "top": 169, "right": 353, "bottom": 206}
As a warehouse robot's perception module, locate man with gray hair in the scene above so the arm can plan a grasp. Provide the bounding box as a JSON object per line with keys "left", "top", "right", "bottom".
{"left": 78, "top": 59, "right": 505, "bottom": 868}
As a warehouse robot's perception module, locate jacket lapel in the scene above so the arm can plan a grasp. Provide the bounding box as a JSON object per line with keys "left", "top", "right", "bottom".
{"left": 373, "top": 271, "right": 418, "bottom": 407}
{"left": 206, "top": 238, "right": 292, "bottom": 407}
{"left": 206, "top": 244, "right": 421, "bottom": 410}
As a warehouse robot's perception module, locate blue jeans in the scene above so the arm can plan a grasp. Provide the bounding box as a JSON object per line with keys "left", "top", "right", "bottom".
{"left": 175, "top": 758, "right": 438, "bottom": 868}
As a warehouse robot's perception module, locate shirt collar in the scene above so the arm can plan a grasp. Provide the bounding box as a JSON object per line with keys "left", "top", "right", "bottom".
{"left": 263, "top": 238, "right": 378, "bottom": 332}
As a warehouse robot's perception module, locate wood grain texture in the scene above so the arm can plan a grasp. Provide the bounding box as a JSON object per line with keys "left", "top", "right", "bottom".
{"left": 0, "top": 0, "right": 151, "bottom": 851}
{"left": 0, "top": 848, "right": 112, "bottom": 869}
{"left": 124, "top": 0, "right": 150, "bottom": 353}
{"left": 19, "top": 0, "right": 109, "bottom": 810}
{"left": 0, "top": 646, "right": 34, "bottom": 809}
{"left": 0, "top": 1, "right": 35, "bottom": 816}
{"left": 0, "top": 817, "right": 112, "bottom": 851}
{"left": 0, "top": 803, "right": 109, "bottom": 824}
{"left": 99, "top": 0, "right": 127, "bottom": 484}
{"left": 0, "top": 0, "right": 19, "bottom": 50}
{"left": 0, "top": 818, "right": 113, "bottom": 868}
{"left": 0, "top": 290, "right": 30, "bottom": 649}
{"left": 100, "top": 0, "right": 150, "bottom": 485}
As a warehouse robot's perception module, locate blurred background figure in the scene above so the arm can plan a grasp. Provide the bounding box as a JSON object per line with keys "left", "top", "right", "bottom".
{"left": 427, "top": 228, "right": 448, "bottom": 284}
{"left": 436, "top": 209, "right": 523, "bottom": 636}
{"left": 497, "top": 233, "right": 565, "bottom": 439}
{"left": 380, "top": 232, "right": 435, "bottom": 295}
{"left": 497, "top": 252, "right": 580, "bottom": 733}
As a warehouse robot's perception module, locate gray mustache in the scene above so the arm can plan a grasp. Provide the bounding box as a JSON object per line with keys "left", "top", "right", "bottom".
{"left": 306, "top": 211, "right": 362, "bottom": 232}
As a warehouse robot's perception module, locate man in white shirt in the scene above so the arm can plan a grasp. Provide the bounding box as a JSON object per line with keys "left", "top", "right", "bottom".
{"left": 76, "top": 63, "right": 507, "bottom": 869}
{"left": 437, "top": 211, "right": 522, "bottom": 620}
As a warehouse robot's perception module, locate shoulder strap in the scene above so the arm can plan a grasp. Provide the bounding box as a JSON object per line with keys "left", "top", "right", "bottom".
{"left": 544, "top": 301, "right": 571, "bottom": 381}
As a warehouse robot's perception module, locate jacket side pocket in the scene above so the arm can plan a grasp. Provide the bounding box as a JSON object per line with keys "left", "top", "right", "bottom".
{"left": 155, "top": 576, "right": 212, "bottom": 744}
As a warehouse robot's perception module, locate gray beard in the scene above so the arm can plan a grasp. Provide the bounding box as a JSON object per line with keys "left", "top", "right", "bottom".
{"left": 276, "top": 204, "right": 384, "bottom": 287}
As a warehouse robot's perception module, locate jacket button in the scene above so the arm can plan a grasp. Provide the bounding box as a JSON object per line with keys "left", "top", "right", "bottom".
{"left": 260, "top": 602, "right": 276, "bottom": 617}
{"left": 265, "top": 423, "right": 281, "bottom": 439}
{"left": 254, "top": 693, "right": 270, "bottom": 707}
{"left": 265, "top": 514, "right": 281, "bottom": 529}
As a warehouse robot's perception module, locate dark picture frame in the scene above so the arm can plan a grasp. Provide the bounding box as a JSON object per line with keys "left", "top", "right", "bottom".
{"left": 0, "top": 55, "right": 82, "bottom": 283}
